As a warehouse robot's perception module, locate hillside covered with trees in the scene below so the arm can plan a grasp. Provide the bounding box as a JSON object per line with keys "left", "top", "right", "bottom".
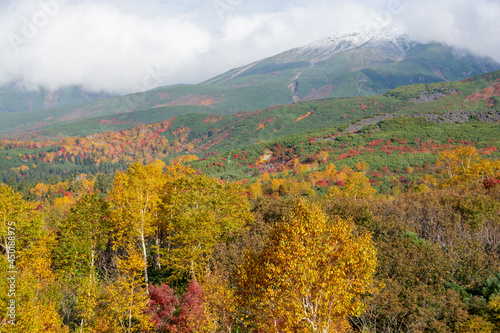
{"left": 1, "top": 71, "right": 500, "bottom": 332}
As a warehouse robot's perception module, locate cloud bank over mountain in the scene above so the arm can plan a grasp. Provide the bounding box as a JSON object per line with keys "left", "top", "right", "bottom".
{"left": 0, "top": 0, "right": 498, "bottom": 94}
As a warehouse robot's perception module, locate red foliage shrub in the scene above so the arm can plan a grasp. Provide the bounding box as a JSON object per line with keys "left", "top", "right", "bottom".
{"left": 484, "top": 178, "right": 500, "bottom": 189}
{"left": 146, "top": 284, "right": 179, "bottom": 331}
{"left": 175, "top": 281, "right": 212, "bottom": 333}
{"left": 315, "top": 180, "right": 330, "bottom": 187}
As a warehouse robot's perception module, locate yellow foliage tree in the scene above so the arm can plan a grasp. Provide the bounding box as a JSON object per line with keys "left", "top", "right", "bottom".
{"left": 170, "top": 154, "right": 199, "bottom": 164}
{"left": 237, "top": 199, "right": 377, "bottom": 332}
{"left": 270, "top": 178, "right": 285, "bottom": 193}
{"left": 259, "top": 172, "right": 271, "bottom": 183}
{"left": 30, "top": 183, "right": 49, "bottom": 198}
{"left": 355, "top": 161, "right": 370, "bottom": 174}
{"left": 298, "top": 164, "right": 310, "bottom": 174}
{"left": 437, "top": 146, "right": 500, "bottom": 187}
{"left": 0, "top": 185, "right": 66, "bottom": 332}
{"left": 161, "top": 164, "right": 253, "bottom": 280}
{"left": 248, "top": 181, "right": 263, "bottom": 200}
{"left": 95, "top": 247, "right": 152, "bottom": 333}
{"left": 324, "top": 163, "right": 337, "bottom": 182}
{"left": 15, "top": 234, "right": 66, "bottom": 332}
{"left": 328, "top": 172, "right": 376, "bottom": 200}
{"left": 201, "top": 270, "right": 238, "bottom": 333}
{"left": 318, "top": 151, "right": 329, "bottom": 163}
{"left": 109, "top": 160, "right": 166, "bottom": 293}
{"left": 489, "top": 293, "right": 500, "bottom": 325}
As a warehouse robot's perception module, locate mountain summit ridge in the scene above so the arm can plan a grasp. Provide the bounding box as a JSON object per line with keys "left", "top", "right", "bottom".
{"left": 290, "top": 25, "right": 412, "bottom": 62}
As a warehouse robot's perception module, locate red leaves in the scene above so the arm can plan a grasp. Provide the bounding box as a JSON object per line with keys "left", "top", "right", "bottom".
{"left": 146, "top": 284, "right": 179, "bottom": 331}
{"left": 175, "top": 281, "right": 212, "bottom": 332}
{"left": 146, "top": 281, "right": 212, "bottom": 333}
{"left": 368, "top": 139, "right": 384, "bottom": 147}
{"left": 484, "top": 178, "right": 500, "bottom": 189}
{"left": 315, "top": 180, "right": 330, "bottom": 187}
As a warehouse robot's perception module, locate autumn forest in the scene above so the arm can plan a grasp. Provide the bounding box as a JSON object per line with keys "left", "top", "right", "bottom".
{"left": 1, "top": 71, "right": 500, "bottom": 332}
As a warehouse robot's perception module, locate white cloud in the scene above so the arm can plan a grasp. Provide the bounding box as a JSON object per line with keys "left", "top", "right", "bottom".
{"left": 0, "top": 0, "right": 498, "bottom": 94}
{"left": 0, "top": 0, "right": 213, "bottom": 93}
{"left": 394, "top": 0, "right": 500, "bottom": 59}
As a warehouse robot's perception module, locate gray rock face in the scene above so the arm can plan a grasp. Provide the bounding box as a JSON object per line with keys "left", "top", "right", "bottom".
{"left": 410, "top": 90, "right": 457, "bottom": 104}
{"left": 345, "top": 110, "right": 500, "bottom": 134}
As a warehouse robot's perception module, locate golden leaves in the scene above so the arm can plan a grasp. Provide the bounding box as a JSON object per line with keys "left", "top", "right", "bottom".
{"left": 437, "top": 146, "right": 500, "bottom": 188}
{"left": 237, "top": 199, "right": 377, "bottom": 332}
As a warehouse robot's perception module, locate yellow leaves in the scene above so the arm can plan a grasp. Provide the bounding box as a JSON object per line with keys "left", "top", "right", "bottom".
{"left": 74, "top": 176, "right": 95, "bottom": 196}
{"left": 170, "top": 154, "right": 199, "bottom": 164}
{"left": 345, "top": 172, "right": 377, "bottom": 199}
{"left": 437, "top": 146, "right": 500, "bottom": 187}
{"left": 298, "top": 164, "right": 310, "bottom": 174}
{"left": 340, "top": 165, "right": 354, "bottom": 175}
{"left": 328, "top": 171, "right": 376, "bottom": 200}
{"left": 489, "top": 293, "right": 500, "bottom": 323}
{"left": 201, "top": 270, "right": 238, "bottom": 332}
{"left": 270, "top": 178, "right": 285, "bottom": 192}
{"left": 98, "top": 275, "right": 152, "bottom": 332}
{"left": 11, "top": 214, "right": 66, "bottom": 332}
{"left": 259, "top": 172, "right": 271, "bottom": 182}
{"left": 0, "top": 184, "right": 35, "bottom": 229}
{"left": 53, "top": 196, "right": 73, "bottom": 215}
{"left": 326, "top": 162, "right": 337, "bottom": 174}
{"left": 307, "top": 163, "right": 337, "bottom": 185}
{"left": 237, "top": 199, "right": 376, "bottom": 332}
{"left": 93, "top": 243, "right": 152, "bottom": 332}
{"left": 248, "top": 181, "right": 263, "bottom": 200}
{"left": 355, "top": 161, "right": 370, "bottom": 174}
{"left": 76, "top": 275, "right": 99, "bottom": 332}
{"left": 161, "top": 167, "right": 253, "bottom": 280}
{"left": 414, "top": 184, "right": 431, "bottom": 193}
{"left": 117, "top": 246, "right": 145, "bottom": 277}
{"left": 318, "top": 150, "right": 329, "bottom": 163}
{"left": 422, "top": 174, "right": 438, "bottom": 187}
{"left": 110, "top": 160, "right": 166, "bottom": 241}
{"left": 109, "top": 160, "right": 167, "bottom": 291}
{"left": 456, "top": 316, "right": 495, "bottom": 333}
{"left": 11, "top": 164, "right": 30, "bottom": 174}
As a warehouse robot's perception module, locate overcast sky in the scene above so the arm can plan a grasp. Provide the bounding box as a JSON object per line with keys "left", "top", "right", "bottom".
{"left": 1, "top": 0, "right": 499, "bottom": 94}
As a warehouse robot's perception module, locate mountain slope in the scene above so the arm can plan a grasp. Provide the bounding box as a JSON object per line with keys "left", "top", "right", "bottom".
{"left": 0, "top": 26, "right": 498, "bottom": 137}
{"left": 206, "top": 26, "right": 499, "bottom": 101}
{"left": 0, "top": 69, "right": 499, "bottom": 185}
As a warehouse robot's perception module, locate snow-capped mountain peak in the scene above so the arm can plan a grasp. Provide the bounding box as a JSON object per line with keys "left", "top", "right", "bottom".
{"left": 303, "top": 25, "right": 408, "bottom": 51}
{"left": 278, "top": 25, "right": 413, "bottom": 64}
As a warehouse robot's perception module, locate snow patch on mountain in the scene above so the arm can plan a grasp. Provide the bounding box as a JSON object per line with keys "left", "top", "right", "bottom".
{"left": 276, "top": 25, "right": 415, "bottom": 64}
